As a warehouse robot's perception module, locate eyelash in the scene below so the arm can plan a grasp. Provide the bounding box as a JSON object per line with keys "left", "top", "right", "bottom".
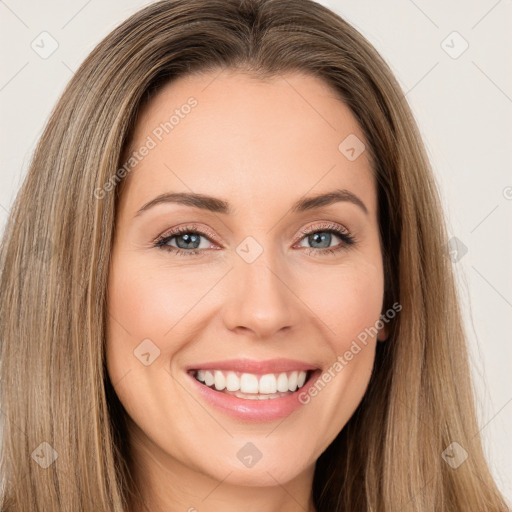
{"left": 153, "top": 222, "right": 356, "bottom": 258}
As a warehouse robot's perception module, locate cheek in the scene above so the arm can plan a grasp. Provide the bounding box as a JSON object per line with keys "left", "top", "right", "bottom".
{"left": 104, "top": 253, "right": 179, "bottom": 388}
{"left": 104, "top": 251, "right": 225, "bottom": 390}
{"left": 299, "top": 257, "right": 384, "bottom": 348}
{"left": 104, "top": 254, "right": 202, "bottom": 438}
{"left": 106, "top": 254, "right": 206, "bottom": 344}
{"left": 292, "top": 258, "right": 383, "bottom": 428}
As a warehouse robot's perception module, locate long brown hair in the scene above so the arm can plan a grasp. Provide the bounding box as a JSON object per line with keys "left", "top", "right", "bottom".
{"left": 0, "top": 0, "right": 508, "bottom": 510}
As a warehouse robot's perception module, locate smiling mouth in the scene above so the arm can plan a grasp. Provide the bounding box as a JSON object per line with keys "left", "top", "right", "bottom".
{"left": 188, "top": 369, "right": 314, "bottom": 400}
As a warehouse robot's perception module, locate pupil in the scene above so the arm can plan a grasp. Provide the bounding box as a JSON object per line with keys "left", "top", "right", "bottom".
{"left": 177, "top": 233, "right": 200, "bottom": 249}
{"left": 310, "top": 232, "right": 330, "bottom": 249}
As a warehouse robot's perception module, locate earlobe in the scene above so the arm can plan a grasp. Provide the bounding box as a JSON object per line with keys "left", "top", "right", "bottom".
{"left": 377, "top": 325, "right": 389, "bottom": 342}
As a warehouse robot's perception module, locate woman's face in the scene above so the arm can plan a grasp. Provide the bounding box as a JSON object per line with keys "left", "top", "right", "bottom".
{"left": 106, "top": 70, "right": 386, "bottom": 491}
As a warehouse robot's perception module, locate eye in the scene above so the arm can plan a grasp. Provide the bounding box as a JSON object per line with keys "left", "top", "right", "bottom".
{"left": 153, "top": 222, "right": 356, "bottom": 257}
{"left": 295, "top": 222, "right": 356, "bottom": 256}
{"left": 153, "top": 224, "right": 217, "bottom": 257}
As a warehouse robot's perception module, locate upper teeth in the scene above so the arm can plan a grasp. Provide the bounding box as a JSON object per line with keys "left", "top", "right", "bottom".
{"left": 194, "top": 370, "right": 308, "bottom": 394}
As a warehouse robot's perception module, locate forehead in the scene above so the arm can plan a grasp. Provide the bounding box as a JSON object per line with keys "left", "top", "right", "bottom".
{"left": 119, "top": 70, "right": 376, "bottom": 218}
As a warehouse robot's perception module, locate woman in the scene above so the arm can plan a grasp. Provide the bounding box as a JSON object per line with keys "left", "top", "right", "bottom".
{"left": 0, "top": 0, "right": 508, "bottom": 510}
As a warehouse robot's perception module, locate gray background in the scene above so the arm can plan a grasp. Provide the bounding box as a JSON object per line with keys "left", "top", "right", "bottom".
{"left": 1, "top": 0, "right": 511, "bottom": 502}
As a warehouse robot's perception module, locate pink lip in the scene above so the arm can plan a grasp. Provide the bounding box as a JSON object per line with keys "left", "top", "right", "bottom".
{"left": 185, "top": 368, "right": 322, "bottom": 422}
{"left": 185, "top": 358, "right": 318, "bottom": 374}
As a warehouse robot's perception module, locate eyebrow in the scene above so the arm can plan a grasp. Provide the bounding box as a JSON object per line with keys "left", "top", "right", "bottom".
{"left": 135, "top": 188, "right": 368, "bottom": 217}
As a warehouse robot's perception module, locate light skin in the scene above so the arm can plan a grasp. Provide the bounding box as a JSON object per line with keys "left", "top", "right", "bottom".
{"left": 106, "top": 69, "right": 388, "bottom": 512}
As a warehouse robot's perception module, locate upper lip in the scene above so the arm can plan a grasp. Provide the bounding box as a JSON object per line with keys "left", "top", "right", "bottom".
{"left": 186, "top": 358, "right": 319, "bottom": 374}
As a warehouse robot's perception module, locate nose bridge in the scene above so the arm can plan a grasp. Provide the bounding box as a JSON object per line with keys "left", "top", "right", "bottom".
{"left": 221, "top": 238, "right": 300, "bottom": 338}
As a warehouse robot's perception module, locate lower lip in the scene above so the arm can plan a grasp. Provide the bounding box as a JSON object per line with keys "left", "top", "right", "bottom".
{"left": 185, "top": 370, "right": 321, "bottom": 422}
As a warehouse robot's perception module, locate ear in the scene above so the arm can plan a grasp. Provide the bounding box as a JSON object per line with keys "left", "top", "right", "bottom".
{"left": 377, "top": 323, "right": 389, "bottom": 342}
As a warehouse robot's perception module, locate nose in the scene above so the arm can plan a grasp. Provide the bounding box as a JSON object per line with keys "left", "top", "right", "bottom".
{"left": 221, "top": 251, "right": 302, "bottom": 339}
